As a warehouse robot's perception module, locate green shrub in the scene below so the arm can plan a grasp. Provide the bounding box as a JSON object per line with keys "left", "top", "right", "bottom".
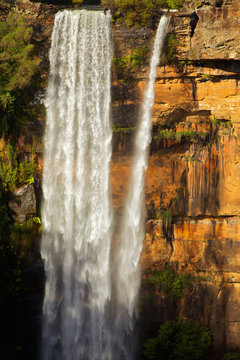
{"left": 113, "top": 46, "right": 148, "bottom": 80}
{"left": 211, "top": 116, "right": 232, "bottom": 129}
{"left": 113, "top": 125, "right": 136, "bottom": 132}
{"left": 162, "top": 33, "right": 179, "bottom": 63}
{"left": 19, "top": 159, "right": 37, "bottom": 185}
{"left": 153, "top": 130, "right": 209, "bottom": 144}
{"left": 0, "top": 159, "right": 38, "bottom": 191}
{"left": 0, "top": 12, "right": 39, "bottom": 91}
{"left": 167, "top": 0, "right": 185, "bottom": 9}
{"left": 0, "top": 12, "right": 40, "bottom": 137}
{"left": 144, "top": 318, "right": 211, "bottom": 360}
{"left": 223, "top": 354, "right": 240, "bottom": 360}
{"left": 143, "top": 265, "right": 192, "bottom": 299}
{"left": 10, "top": 216, "right": 41, "bottom": 260}
{"left": 113, "top": 46, "right": 148, "bottom": 95}
{"left": 101, "top": 0, "right": 186, "bottom": 27}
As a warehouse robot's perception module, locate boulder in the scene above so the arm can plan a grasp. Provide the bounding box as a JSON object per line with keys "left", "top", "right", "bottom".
{"left": 9, "top": 184, "right": 36, "bottom": 223}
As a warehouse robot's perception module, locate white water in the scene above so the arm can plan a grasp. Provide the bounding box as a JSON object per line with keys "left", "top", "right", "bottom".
{"left": 41, "top": 10, "right": 169, "bottom": 360}
{"left": 41, "top": 10, "right": 112, "bottom": 360}
{"left": 113, "top": 15, "right": 170, "bottom": 359}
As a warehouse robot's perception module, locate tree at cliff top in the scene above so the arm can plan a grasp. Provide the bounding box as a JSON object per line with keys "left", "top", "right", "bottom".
{"left": 101, "top": 0, "right": 185, "bottom": 27}
{"left": 0, "top": 11, "right": 40, "bottom": 138}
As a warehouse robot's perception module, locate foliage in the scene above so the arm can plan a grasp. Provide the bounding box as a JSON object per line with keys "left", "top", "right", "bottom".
{"left": 153, "top": 129, "right": 175, "bottom": 141}
{"left": 223, "top": 354, "right": 240, "bottom": 360}
{"left": 143, "top": 265, "right": 192, "bottom": 299}
{"left": 153, "top": 129, "right": 209, "bottom": 144}
{"left": 148, "top": 207, "right": 173, "bottom": 225}
{"left": 0, "top": 13, "right": 36, "bottom": 91}
{"left": 167, "top": 0, "right": 185, "bottom": 8}
{"left": 198, "top": 73, "right": 215, "bottom": 82}
{"left": 114, "top": 47, "right": 148, "bottom": 71}
{"left": 0, "top": 11, "right": 40, "bottom": 137}
{"left": 113, "top": 124, "right": 136, "bottom": 132}
{"left": 160, "top": 208, "right": 173, "bottom": 227}
{"left": 103, "top": 0, "right": 155, "bottom": 27}
{"left": 19, "top": 159, "right": 37, "bottom": 185}
{"left": 211, "top": 116, "right": 232, "bottom": 129}
{"left": 113, "top": 46, "right": 148, "bottom": 96}
{"left": 101, "top": 0, "right": 185, "bottom": 27}
{"left": 162, "top": 33, "right": 179, "bottom": 63}
{"left": 0, "top": 158, "right": 38, "bottom": 191}
{"left": 113, "top": 46, "right": 148, "bottom": 83}
{"left": 10, "top": 216, "right": 42, "bottom": 260}
{"left": 144, "top": 318, "right": 211, "bottom": 360}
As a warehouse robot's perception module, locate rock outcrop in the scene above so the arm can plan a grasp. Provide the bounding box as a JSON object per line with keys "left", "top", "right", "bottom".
{"left": 8, "top": 184, "right": 37, "bottom": 223}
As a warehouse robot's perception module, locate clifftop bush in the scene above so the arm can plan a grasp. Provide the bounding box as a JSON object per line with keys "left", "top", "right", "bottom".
{"left": 0, "top": 12, "right": 40, "bottom": 137}
{"left": 101, "top": 0, "right": 185, "bottom": 27}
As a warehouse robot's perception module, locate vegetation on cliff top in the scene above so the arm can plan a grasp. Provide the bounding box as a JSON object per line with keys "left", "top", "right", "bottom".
{"left": 101, "top": 0, "right": 185, "bottom": 27}
{"left": 0, "top": 11, "right": 40, "bottom": 138}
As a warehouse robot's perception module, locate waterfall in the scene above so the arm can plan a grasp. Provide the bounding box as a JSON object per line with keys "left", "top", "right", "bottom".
{"left": 41, "top": 10, "right": 113, "bottom": 360}
{"left": 41, "top": 9, "right": 169, "bottom": 360}
{"left": 113, "top": 15, "right": 170, "bottom": 359}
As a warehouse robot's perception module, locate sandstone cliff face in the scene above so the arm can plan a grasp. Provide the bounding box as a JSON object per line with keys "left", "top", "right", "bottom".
{"left": 175, "top": 0, "right": 240, "bottom": 60}
{"left": 139, "top": 1, "right": 240, "bottom": 355}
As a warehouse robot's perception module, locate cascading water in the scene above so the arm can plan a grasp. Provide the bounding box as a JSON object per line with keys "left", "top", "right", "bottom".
{"left": 41, "top": 10, "right": 112, "bottom": 360}
{"left": 113, "top": 15, "right": 170, "bottom": 359}
{"left": 41, "top": 9, "right": 169, "bottom": 360}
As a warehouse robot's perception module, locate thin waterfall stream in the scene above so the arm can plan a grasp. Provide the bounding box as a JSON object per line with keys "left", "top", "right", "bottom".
{"left": 113, "top": 15, "right": 170, "bottom": 360}
{"left": 41, "top": 9, "right": 169, "bottom": 360}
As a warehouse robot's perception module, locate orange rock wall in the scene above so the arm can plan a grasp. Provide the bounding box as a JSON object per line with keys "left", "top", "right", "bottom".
{"left": 153, "top": 64, "right": 240, "bottom": 127}
{"left": 138, "top": 2, "right": 240, "bottom": 354}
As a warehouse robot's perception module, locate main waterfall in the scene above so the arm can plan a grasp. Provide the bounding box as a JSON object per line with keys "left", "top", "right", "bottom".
{"left": 41, "top": 10, "right": 112, "bottom": 360}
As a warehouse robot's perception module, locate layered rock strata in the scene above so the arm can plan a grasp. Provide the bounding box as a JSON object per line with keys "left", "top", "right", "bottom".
{"left": 140, "top": 1, "right": 240, "bottom": 354}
